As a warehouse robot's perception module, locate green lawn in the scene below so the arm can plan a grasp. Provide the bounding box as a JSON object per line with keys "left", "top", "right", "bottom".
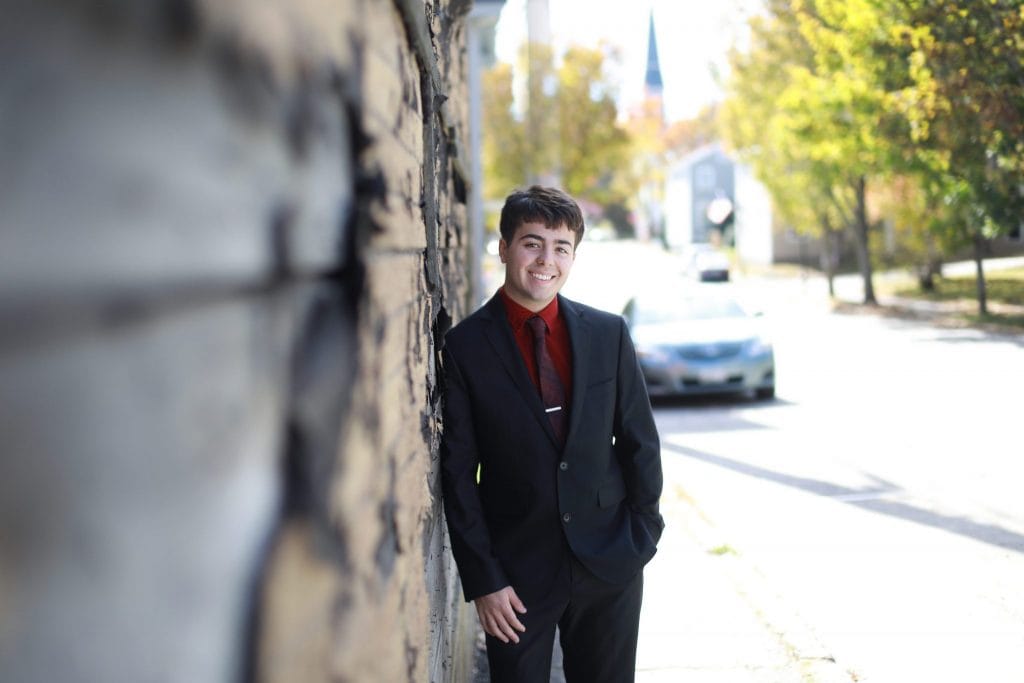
{"left": 892, "top": 267, "right": 1024, "bottom": 331}
{"left": 893, "top": 267, "right": 1024, "bottom": 304}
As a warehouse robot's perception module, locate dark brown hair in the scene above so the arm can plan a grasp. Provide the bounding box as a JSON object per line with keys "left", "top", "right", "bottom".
{"left": 498, "top": 185, "right": 585, "bottom": 246}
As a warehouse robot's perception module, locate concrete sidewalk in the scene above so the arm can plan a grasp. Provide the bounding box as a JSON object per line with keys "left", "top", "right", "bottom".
{"left": 635, "top": 463, "right": 852, "bottom": 682}
{"left": 470, "top": 466, "right": 854, "bottom": 683}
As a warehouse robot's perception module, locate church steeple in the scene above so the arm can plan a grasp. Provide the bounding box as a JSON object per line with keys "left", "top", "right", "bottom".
{"left": 644, "top": 11, "right": 663, "bottom": 96}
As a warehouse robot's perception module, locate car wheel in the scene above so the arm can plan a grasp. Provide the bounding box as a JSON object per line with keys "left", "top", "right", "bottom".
{"left": 755, "top": 386, "right": 775, "bottom": 400}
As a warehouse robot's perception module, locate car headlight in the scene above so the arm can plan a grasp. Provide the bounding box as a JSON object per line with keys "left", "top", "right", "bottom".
{"left": 636, "top": 344, "right": 673, "bottom": 365}
{"left": 745, "top": 337, "right": 773, "bottom": 357}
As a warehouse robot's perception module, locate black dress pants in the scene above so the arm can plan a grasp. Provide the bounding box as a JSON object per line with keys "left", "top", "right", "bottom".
{"left": 485, "top": 556, "right": 644, "bottom": 683}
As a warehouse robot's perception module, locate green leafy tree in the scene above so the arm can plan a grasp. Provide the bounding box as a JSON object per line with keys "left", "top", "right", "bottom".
{"left": 481, "top": 62, "right": 528, "bottom": 202}
{"left": 555, "top": 46, "right": 634, "bottom": 206}
{"left": 725, "top": 0, "right": 1023, "bottom": 313}
{"left": 480, "top": 43, "right": 635, "bottom": 217}
{"left": 884, "top": 0, "right": 1024, "bottom": 314}
{"left": 722, "top": 0, "right": 892, "bottom": 302}
{"left": 868, "top": 174, "right": 959, "bottom": 290}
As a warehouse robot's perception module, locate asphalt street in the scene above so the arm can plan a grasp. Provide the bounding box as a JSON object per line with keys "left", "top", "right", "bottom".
{"left": 648, "top": 302, "right": 1024, "bottom": 681}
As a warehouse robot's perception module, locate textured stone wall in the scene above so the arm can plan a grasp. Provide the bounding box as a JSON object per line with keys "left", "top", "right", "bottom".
{"left": 0, "top": 1, "right": 474, "bottom": 681}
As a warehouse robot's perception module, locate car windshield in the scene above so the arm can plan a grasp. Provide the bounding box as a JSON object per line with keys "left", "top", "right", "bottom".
{"left": 633, "top": 296, "right": 746, "bottom": 325}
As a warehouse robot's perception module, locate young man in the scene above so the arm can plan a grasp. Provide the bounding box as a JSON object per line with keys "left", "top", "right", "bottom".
{"left": 441, "top": 186, "right": 664, "bottom": 682}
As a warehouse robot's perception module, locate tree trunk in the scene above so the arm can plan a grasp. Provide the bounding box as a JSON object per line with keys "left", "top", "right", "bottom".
{"left": 916, "top": 259, "right": 941, "bottom": 291}
{"left": 916, "top": 236, "right": 942, "bottom": 291}
{"left": 818, "top": 215, "right": 839, "bottom": 298}
{"left": 852, "top": 176, "right": 877, "bottom": 305}
{"left": 972, "top": 230, "right": 988, "bottom": 316}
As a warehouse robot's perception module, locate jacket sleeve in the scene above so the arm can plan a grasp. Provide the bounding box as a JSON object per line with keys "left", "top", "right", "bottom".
{"left": 439, "top": 344, "right": 510, "bottom": 601}
{"left": 612, "top": 317, "right": 665, "bottom": 538}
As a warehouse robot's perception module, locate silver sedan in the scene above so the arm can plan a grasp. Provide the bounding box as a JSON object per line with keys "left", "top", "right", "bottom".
{"left": 623, "top": 288, "right": 775, "bottom": 400}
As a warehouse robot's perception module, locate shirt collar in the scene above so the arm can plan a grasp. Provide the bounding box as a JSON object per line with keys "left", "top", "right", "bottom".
{"left": 499, "top": 288, "right": 560, "bottom": 331}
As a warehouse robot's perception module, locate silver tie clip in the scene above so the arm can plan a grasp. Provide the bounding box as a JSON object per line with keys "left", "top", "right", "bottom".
{"left": 545, "top": 406, "right": 562, "bottom": 413}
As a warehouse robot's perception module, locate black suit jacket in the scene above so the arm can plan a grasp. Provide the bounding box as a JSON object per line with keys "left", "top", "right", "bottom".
{"left": 441, "top": 293, "right": 664, "bottom": 603}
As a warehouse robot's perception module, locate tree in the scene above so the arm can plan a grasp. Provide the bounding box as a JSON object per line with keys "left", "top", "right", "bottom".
{"left": 884, "top": 0, "right": 1024, "bottom": 314}
{"left": 480, "top": 43, "right": 636, "bottom": 218}
{"left": 724, "top": 0, "right": 1023, "bottom": 313}
{"left": 481, "top": 62, "right": 529, "bottom": 202}
{"left": 722, "top": 0, "right": 894, "bottom": 303}
{"left": 662, "top": 105, "right": 720, "bottom": 162}
{"left": 555, "top": 46, "right": 634, "bottom": 206}
{"left": 868, "top": 174, "right": 958, "bottom": 290}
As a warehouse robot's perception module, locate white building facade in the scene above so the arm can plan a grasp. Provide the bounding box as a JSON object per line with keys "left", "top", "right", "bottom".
{"left": 664, "top": 143, "right": 774, "bottom": 266}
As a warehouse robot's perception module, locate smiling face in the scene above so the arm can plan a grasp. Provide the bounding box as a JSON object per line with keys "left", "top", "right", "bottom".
{"left": 499, "top": 221, "right": 577, "bottom": 312}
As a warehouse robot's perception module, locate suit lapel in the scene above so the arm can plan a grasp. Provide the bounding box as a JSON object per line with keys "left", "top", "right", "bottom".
{"left": 560, "top": 295, "right": 590, "bottom": 448}
{"left": 481, "top": 296, "right": 557, "bottom": 442}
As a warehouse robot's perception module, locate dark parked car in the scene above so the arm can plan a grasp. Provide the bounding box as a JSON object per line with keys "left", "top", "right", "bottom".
{"left": 681, "top": 244, "right": 731, "bottom": 282}
{"left": 622, "top": 287, "right": 775, "bottom": 399}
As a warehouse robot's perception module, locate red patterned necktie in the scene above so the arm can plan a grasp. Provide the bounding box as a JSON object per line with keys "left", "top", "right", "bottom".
{"left": 527, "top": 316, "right": 567, "bottom": 444}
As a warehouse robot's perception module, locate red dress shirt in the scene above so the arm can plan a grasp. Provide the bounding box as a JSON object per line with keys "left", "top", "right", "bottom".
{"left": 499, "top": 289, "right": 573, "bottom": 407}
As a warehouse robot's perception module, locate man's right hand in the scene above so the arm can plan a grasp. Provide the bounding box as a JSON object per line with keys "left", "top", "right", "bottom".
{"left": 474, "top": 586, "right": 527, "bottom": 644}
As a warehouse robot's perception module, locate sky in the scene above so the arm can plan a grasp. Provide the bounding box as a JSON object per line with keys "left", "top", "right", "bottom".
{"left": 493, "top": 0, "right": 764, "bottom": 122}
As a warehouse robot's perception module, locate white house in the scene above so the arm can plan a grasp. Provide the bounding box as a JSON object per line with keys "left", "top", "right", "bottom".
{"left": 664, "top": 143, "right": 774, "bottom": 266}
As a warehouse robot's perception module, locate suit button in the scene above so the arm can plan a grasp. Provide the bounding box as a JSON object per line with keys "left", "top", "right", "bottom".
{"left": 559, "top": 461, "right": 569, "bottom": 471}
{"left": 562, "top": 513, "right": 572, "bottom": 523}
